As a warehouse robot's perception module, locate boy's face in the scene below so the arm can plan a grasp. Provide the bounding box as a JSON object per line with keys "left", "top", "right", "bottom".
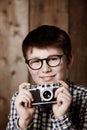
{"left": 26, "top": 47, "right": 72, "bottom": 84}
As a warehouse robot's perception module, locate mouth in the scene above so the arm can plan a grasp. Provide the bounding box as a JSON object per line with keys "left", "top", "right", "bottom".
{"left": 40, "top": 75, "right": 55, "bottom": 82}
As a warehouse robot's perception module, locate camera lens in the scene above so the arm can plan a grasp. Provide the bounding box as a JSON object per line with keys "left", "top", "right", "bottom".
{"left": 43, "top": 91, "right": 51, "bottom": 99}
{"left": 41, "top": 89, "right": 53, "bottom": 101}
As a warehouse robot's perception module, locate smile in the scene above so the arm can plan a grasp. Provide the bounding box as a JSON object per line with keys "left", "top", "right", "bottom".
{"left": 40, "top": 75, "right": 55, "bottom": 82}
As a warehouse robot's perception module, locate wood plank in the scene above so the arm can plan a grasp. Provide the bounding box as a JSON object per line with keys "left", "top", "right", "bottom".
{"left": 29, "top": 0, "right": 68, "bottom": 32}
{"left": 0, "top": 0, "right": 28, "bottom": 129}
{"left": 69, "top": 0, "right": 87, "bottom": 87}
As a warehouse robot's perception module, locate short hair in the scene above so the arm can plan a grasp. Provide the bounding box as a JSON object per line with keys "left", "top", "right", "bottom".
{"left": 22, "top": 25, "right": 72, "bottom": 59}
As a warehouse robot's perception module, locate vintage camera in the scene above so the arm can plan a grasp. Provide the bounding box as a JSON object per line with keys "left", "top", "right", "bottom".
{"left": 26, "top": 83, "right": 61, "bottom": 106}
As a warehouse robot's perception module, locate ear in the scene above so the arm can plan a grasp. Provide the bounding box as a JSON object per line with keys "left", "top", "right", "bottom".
{"left": 67, "top": 54, "right": 74, "bottom": 69}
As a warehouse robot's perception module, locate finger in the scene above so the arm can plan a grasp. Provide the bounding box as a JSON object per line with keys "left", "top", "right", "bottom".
{"left": 55, "top": 84, "right": 70, "bottom": 98}
{"left": 19, "top": 89, "right": 34, "bottom": 101}
{"left": 17, "top": 94, "right": 32, "bottom": 108}
{"left": 56, "top": 92, "right": 72, "bottom": 105}
{"left": 18, "top": 83, "right": 34, "bottom": 102}
{"left": 54, "top": 87, "right": 69, "bottom": 98}
{"left": 20, "top": 91, "right": 34, "bottom": 105}
{"left": 19, "top": 82, "right": 30, "bottom": 90}
{"left": 21, "top": 96, "right": 29, "bottom": 107}
{"left": 58, "top": 80, "right": 69, "bottom": 89}
{"left": 61, "top": 86, "right": 71, "bottom": 96}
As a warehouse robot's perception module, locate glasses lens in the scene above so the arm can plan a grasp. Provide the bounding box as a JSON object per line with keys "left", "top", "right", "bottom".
{"left": 47, "top": 55, "right": 61, "bottom": 67}
{"left": 29, "top": 59, "right": 42, "bottom": 70}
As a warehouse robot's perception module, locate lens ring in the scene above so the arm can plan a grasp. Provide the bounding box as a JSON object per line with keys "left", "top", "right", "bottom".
{"left": 41, "top": 88, "right": 53, "bottom": 101}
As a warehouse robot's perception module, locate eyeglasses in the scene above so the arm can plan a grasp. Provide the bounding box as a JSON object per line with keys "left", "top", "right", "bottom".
{"left": 25, "top": 54, "right": 64, "bottom": 70}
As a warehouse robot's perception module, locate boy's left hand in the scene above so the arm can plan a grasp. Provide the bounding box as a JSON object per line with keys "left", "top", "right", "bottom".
{"left": 52, "top": 80, "right": 72, "bottom": 119}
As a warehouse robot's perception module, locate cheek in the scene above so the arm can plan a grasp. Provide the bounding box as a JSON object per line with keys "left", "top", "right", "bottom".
{"left": 29, "top": 70, "right": 37, "bottom": 77}
{"left": 55, "top": 64, "right": 68, "bottom": 79}
{"left": 29, "top": 69, "right": 39, "bottom": 81}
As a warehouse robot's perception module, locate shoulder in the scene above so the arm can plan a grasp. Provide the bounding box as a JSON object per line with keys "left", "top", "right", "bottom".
{"left": 67, "top": 79, "right": 87, "bottom": 99}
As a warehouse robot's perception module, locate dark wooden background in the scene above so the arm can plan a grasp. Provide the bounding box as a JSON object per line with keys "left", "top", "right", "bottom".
{"left": 0, "top": 0, "right": 87, "bottom": 129}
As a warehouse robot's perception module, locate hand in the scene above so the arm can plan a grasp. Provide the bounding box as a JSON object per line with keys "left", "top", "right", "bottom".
{"left": 52, "top": 81, "right": 72, "bottom": 119}
{"left": 15, "top": 83, "right": 36, "bottom": 129}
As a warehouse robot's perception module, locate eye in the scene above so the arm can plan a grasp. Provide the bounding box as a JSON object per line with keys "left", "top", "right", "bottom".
{"left": 50, "top": 57, "right": 58, "bottom": 60}
{"left": 48, "top": 56, "right": 59, "bottom": 61}
{"left": 30, "top": 59, "right": 41, "bottom": 64}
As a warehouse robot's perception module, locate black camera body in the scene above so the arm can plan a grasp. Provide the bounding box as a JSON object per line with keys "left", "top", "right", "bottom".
{"left": 26, "top": 83, "right": 61, "bottom": 106}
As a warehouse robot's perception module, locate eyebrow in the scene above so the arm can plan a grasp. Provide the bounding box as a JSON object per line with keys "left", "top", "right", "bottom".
{"left": 27, "top": 54, "right": 64, "bottom": 60}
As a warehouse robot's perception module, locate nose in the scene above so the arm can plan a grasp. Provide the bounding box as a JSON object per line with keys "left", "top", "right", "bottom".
{"left": 42, "top": 60, "right": 52, "bottom": 73}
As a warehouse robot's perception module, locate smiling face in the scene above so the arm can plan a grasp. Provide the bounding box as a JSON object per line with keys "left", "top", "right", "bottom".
{"left": 26, "top": 47, "right": 73, "bottom": 84}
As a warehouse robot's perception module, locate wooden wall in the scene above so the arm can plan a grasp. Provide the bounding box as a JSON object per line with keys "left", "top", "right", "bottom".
{"left": 69, "top": 0, "right": 87, "bottom": 86}
{"left": 0, "top": 0, "right": 28, "bottom": 129}
{"left": 28, "top": 0, "right": 68, "bottom": 31}
{"left": 0, "top": 0, "right": 87, "bottom": 129}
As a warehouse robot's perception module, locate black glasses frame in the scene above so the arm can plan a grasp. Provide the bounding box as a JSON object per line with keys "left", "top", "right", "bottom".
{"left": 25, "top": 54, "right": 64, "bottom": 70}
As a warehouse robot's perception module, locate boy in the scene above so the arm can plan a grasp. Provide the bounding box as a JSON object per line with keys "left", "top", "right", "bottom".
{"left": 7, "top": 25, "right": 87, "bottom": 130}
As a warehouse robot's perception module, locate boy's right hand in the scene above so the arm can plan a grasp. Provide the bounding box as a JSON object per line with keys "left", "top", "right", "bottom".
{"left": 15, "top": 83, "right": 36, "bottom": 129}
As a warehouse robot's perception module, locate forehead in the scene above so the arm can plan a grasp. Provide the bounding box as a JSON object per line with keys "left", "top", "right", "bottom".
{"left": 27, "top": 47, "right": 63, "bottom": 59}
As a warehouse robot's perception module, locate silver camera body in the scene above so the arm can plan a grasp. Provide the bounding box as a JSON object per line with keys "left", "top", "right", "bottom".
{"left": 26, "top": 83, "right": 61, "bottom": 106}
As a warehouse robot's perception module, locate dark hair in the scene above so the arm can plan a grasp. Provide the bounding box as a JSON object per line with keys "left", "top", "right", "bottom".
{"left": 22, "top": 25, "right": 72, "bottom": 59}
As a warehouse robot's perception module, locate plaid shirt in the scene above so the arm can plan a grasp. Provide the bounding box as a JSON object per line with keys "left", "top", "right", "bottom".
{"left": 6, "top": 80, "right": 87, "bottom": 130}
